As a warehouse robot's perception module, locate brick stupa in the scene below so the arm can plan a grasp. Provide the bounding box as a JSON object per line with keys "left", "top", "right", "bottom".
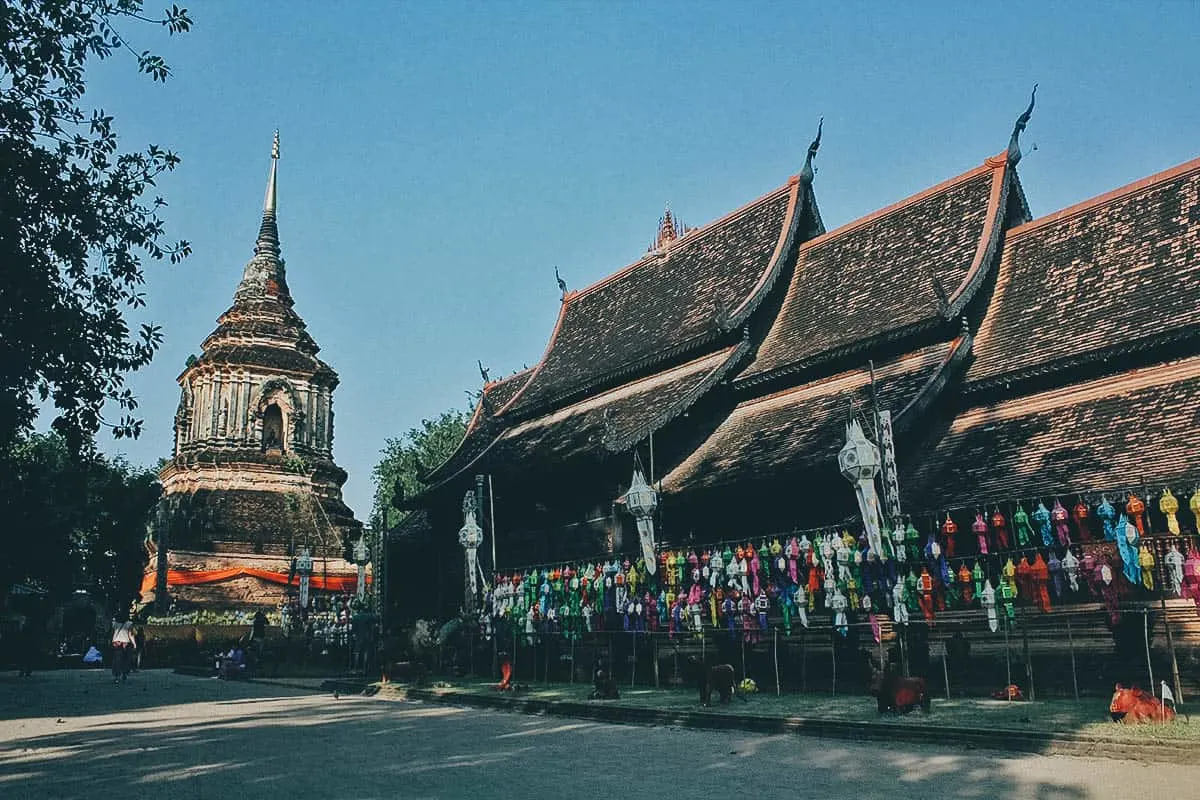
{"left": 146, "top": 133, "right": 363, "bottom": 610}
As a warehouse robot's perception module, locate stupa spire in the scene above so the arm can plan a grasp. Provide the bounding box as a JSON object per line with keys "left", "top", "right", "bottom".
{"left": 236, "top": 131, "right": 292, "bottom": 304}
{"left": 254, "top": 130, "right": 281, "bottom": 258}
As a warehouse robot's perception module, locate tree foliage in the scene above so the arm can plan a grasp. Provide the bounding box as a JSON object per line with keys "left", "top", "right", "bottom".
{"left": 0, "top": 1, "right": 192, "bottom": 452}
{"left": 370, "top": 409, "right": 469, "bottom": 531}
{"left": 0, "top": 432, "right": 160, "bottom": 612}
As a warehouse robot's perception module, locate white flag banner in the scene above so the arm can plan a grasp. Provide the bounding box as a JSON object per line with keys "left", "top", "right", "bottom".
{"left": 1161, "top": 680, "right": 1175, "bottom": 705}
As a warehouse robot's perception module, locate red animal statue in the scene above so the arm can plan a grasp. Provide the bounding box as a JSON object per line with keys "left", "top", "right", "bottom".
{"left": 869, "top": 664, "right": 930, "bottom": 714}
{"left": 496, "top": 658, "right": 514, "bottom": 691}
{"left": 1109, "top": 684, "right": 1175, "bottom": 724}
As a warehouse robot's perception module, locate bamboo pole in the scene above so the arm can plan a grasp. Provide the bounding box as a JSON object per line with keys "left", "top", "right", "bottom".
{"left": 1155, "top": 537, "right": 1185, "bottom": 704}
{"left": 1003, "top": 620, "right": 1012, "bottom": 696}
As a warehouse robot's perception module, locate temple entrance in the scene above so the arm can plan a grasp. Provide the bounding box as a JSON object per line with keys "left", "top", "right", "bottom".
{"left": 262, "top": 403, "right": 284, "bottom": 452}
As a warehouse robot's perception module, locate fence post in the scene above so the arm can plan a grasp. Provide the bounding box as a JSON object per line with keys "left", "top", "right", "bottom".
{"left": 570, "top": 636, "right": 576, "bottom": 683}
{"left": 653, "top": 635, "right": 660, "bottom": 688}
{"left": 773, "top": 628, "right": 781, "bottom": 696}
{"left": 831, "top": 628, "right": 838, "bottom": 696}
{"left": 1002, "top": 621, "right": 1012, "bottom": 696}
{"left": 942, "top": 644, "right": 951, "bottom": 701}
{"left": 1067, "top": 617, "right": 1079, "bottom": 702}
{"left": 801, "top": 630, "right": 808, "bottom": 692}
{"left": 1021, "top": 621, "right": 1035, "bottom": 702}
{"left": 631, "top": 634, "right": 637, "bottom": 688}
{"left": 1143, "top": 608, "right": 1155, "bottom": 692}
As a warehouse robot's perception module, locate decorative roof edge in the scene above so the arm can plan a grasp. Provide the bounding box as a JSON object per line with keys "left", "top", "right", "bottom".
{"left": 422, "top": 368, "right": 535, "bottom": 485}
{"left": 942, "top": 158, "right": 1012, "bottom": 318}
{"left": 602, "top": 338, "right": 754, "bottom": 453}
{"left": 893, "top": 332, "right": 973, "bottom": 434}
{"left": 733, "top": 316, "right": 944, "bottom": 391}
{"left": 964, "top": 325, "right": 1200, "bottom": 397}
{"left": 492, "top": 290, "right": 574, "bottom": 417}
{"left": 726, "top": 178, "right": 806, "bottom": 326}
{"left": 1004, "top": 154, "right": 1200, "bottom": 242}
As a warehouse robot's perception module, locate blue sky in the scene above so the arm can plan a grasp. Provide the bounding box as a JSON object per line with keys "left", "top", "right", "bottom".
{"left": 88, "top": 1, "right": 1199, "bottom": 518}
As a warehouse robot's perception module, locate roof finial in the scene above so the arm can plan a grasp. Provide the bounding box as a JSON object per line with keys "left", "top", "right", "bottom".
{"left": 264, "top": 129, "right": 279, "bottom": 215}
{"left": 1007, "top": 85, "right": 1037, "bottom": 165}
{"left": 478, "top": 359, "right": 490, "bottom": 383}
{"left": 800, "top": 117, "right": 823, "bottom": 185}
{"left": 555, "top": 266, "right": 568, "bottom": 301}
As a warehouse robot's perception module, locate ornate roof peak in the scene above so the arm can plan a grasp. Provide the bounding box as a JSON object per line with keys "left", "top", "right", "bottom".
{"left": 649, "top": 203, "right": 685, "bottom": 253}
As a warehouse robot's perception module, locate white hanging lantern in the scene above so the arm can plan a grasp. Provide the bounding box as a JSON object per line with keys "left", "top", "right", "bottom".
{"left": 296, "top": 547, "right": 313, "bottom": 609}
{"left": 458, "top": 491, "right": 484, "bottom": 602}
{"left": 838, "top": 418, "right": 886, "bottom": 557}
{"left": 620, "top": 466, "right": 659, "bottom": 574}
{"left": 352, "top": 534, "right": 369, "bottom": 599}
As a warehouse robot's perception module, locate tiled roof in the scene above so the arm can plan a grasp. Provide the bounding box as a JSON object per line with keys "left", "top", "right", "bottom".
{"left": 426, "top": 345, "right": 748, "bottom": 491}
{"left": 967, "top": 156, "right": 1200, "bottom": 389}
{"left": 663, "top": 340, "right": 963, "bottom": 495}
{"left": 390, "top": 508, "right": 432, "bottom": 542}
{"left": 903, "top": 355, "right": 1200, "bottom": 511}
{"left": 422, "top": 369, "right": 533, "bottom": 486}
{"left": 740, "top": 156, "right": 1012, "bottom": 383}
{"left": 499, "top": 179, "right": 806, "bottom": 417}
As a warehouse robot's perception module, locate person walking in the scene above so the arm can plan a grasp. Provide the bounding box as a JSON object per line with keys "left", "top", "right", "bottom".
{"left": 133, "top": 625, "right": 146, "bottom": 671}
{"left": 111, "top": 615, "right": 136, "bottom": 683}
{"left": 15, "top": 616, "right": 36, "bottom": 677}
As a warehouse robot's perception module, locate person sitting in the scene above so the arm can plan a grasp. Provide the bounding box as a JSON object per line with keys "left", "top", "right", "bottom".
{"left": 220, "top": 644, "right": 247, "bottom": 679}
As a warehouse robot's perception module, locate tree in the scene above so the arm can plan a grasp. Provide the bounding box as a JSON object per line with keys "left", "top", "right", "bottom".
{"left": 370, "top": 410, "right": 469, "bottom": 532}
{"left": 0, "top": 432, "right": 159, "bottom": 612}
{"left": 0, "top": 1, "right": 192, "bottom": 453}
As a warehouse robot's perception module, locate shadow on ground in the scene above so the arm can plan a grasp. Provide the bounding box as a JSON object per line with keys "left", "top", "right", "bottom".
{"left": 3, "top": 671, "right": 1191, "bottom": 799}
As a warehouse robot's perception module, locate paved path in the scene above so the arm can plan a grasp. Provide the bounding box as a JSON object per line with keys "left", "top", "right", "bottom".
{"left": 1, "top": 670, "right": 1196, "bottom": 799}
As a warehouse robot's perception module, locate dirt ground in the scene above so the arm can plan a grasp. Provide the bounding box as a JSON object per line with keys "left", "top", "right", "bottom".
{"left": 1, "top": 669, "right": 1197, "bottom": 799}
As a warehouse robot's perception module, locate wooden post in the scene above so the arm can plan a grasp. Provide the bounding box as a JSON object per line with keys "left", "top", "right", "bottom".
{"left": 741, "top": 636, "right": 746, "bottom": 680}
{"left": 570, "top": 637, "right": 576, "bottom": 684}
{"left": 773, "top": 628, "right": 781, "bottom": 696}
{"left": 1021, "top": 620, "right": 1035, "bottom": 702}
{"left": 801, "top": 630, "right": 808, "bottom": 692}
{"left": 1143, "top": 608, "right": 1155, "bottom": 692}
{"left": 653, "top": 636, "right": 660, "bottom": 688}
{"left": 942, "top": 646, "right": 951, "bottom": 701}
{"left": 512, "top": 625, "right": 517, "bottom": 680}
{"left": 1067, "top": 617, "right": 1079, "bottom": 702}
{"left": 831, "top": 629, "right": 838, "bottom": 696}
{"left": 631, "top": 634, "right": 637, "bottom": 688}
{"left": 1002, "top": 619, "right": 1012, "bottom": 695}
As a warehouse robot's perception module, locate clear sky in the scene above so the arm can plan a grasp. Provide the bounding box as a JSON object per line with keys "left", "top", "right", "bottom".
{"left": 86, "top": 1, "right": 1199, "bottom": 519}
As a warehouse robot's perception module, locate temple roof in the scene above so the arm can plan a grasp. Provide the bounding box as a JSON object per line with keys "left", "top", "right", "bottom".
{"left": 498, "top": 177, "right": 810, "bottom": 418}
{"left": 663, "top": 339, "right": 967, "bottom": 495}
{"left": 967, "top": 156, "right": 1200, "bottom": 391}
{"left": 739, "top": 155, "right": 1014, "bottom": 384}
{"left": 904, "top": 355, "right": 1200, "bottom": 510}
{"left": 424, "top": 344, "right": 749, "bottom": 491}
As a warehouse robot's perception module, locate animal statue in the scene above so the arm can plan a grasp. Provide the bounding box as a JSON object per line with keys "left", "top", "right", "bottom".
{"left": 589, "top": 657, "right": 620, "bottom": 700}
{"left": 868, "top": 662, "right": 930, "bottom": 714}
{"left": 495, "top": 658, "right": 513, "bottom": 691}
{"left": 1109, "top": 684, "right": 1175, "bottom": 724}
{"left": 689, "top": 655, "right": 737, "bottom": 706}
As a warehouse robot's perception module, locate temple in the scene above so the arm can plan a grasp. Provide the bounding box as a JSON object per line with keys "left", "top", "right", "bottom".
{"left": 146, "top": 134, "right": 364, "bottom": 610}
{"left": 392, "top": 102, "right": 1200, "bottom": 632}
